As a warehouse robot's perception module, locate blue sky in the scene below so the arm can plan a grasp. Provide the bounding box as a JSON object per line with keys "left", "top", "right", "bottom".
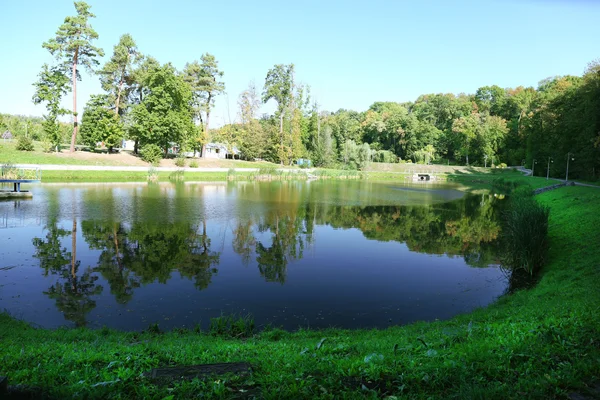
{"left": 1, "top": 0, "right": 599, "bottom": 126}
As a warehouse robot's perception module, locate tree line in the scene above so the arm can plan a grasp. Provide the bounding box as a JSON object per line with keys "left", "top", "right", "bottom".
{"left": 11, "top": 1, "right": 600, "bottom": 179}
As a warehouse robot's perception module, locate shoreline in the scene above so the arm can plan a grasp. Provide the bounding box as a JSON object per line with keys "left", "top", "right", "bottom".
{"left": 1, "top": 177, "right": 599, "bottom": 398}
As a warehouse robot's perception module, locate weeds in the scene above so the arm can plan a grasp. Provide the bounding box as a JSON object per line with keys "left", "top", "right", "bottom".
{"left": 168, "top": 169, "right": 185, "bottom": 182}
{"left": 209, "top": 314, "right": 255, "bottom": 338}
{"left": 502, "top": 186, "right": 550, "bottom": 276}
{"left": 174, "top": 155, "right": 186, "bottom": 168}
{"left": 146, "top": 167, "right": 158, "bottom": 182}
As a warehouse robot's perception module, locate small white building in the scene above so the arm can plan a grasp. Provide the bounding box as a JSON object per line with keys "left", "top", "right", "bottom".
{"left": 203, "top": 143, "right": 241, "bottom": 159}
{"left": 121, "top": 139, "right": 136, "bottom": 151}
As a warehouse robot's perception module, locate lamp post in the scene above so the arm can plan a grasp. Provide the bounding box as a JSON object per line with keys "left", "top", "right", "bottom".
{"left": 546, "top": 157, "right": 553, "bottom": 180}
{"left": 532, "top": 159, "right": 537, "bottom": 177}
{"left": 565, "top": 152, "right": 575, "bottom": 182}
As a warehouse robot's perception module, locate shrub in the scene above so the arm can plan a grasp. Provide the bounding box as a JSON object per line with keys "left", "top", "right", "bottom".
{"left": 16, "top": 136, "right": 34, "bottom": 151}
{"left": 169, "top": 169, "right": 185, "bottom": 181}
{"left": 502, "top": 190, "right": 550, "bottom": 276}
{"left": 189, "top": 160, "right": 199, "bottom": 168}
{"left": 41, "top": 139, "right": 55, "bottom": 153}
{"left": 140, "top": 144, "right": 163, "bottom": 165}
{"left": 491, "top": 177, "right": 520, "bottom": 194}
{"left": 174, "top": 155, "right": 186, "bottom": 167}
{"left": 147, "top": 166, "right": 158, "bottom": 182}
{"left": 209, "top": 314, "right": 255, "bottom": 338}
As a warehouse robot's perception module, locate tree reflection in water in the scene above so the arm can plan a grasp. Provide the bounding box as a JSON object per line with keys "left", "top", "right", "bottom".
{"left": 30, "top": 184, "right": 504, "bottom": 323}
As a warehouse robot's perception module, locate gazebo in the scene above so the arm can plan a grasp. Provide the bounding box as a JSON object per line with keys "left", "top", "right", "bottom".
{"left": 1, "top": 130, "right": 13, "bottom": 142}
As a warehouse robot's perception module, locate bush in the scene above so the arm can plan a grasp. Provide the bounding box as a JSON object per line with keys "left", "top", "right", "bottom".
{"left": 502, "top": 190, "right": 550, "bottom": 276}
{"left": 174, "top": 155, "right": 186, "bottom": 167}
{"left": 491, "top": 177, "right": 520, "bottom": 194}
{"left": 41, "top": 139, "right": 55, "bottom": 153}
{"left": 16, "top": 136, "right": 34, "bottom": 151}
{"left": 140, "top": 144, "right": 163, "bottom": 165}
{"left": 189, "top": 160, "right": 199, "bottom": 168}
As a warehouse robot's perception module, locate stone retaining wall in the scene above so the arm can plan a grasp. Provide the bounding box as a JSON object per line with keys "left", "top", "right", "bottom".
{"left": 533, "top": 181, "right": 575, "bottom": 195}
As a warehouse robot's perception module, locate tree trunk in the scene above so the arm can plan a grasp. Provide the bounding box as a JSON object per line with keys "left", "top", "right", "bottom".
{"left": 113, "top": 223, "right": 123, "bottom": 271}
{"left": 202, "top": 96, "right": 212, "bottom": 158}
{"left": 70, "top": 50, "right": 79, "bottom": 153}
{"left": 115, "top": 53, "right": 130, "bottom": 116}
{"left": 280, "top": 114, "right": 284, "bottom": 165}
{"left": 115, "top": 77, "right": 124, "bottom": 116}
{"left": 71, "top": 218, "right": 77, "bottom": 289}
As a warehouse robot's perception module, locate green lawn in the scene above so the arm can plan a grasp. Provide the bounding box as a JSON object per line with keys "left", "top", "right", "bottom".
{"left": 40, "top": 170, "right": 230, "bottom": 182}
{"left": 0, "top": 141, "right": 278, "bottom": 169}
{"left": 1, "top": 179, "right": 599, "bottom": 398}
{"left": 0, "top": 141, "right": 127, "bottom": 165}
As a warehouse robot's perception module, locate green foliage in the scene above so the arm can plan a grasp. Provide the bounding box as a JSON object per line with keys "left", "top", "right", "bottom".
{"left": 174, "top": 155, "right": 186, "bottom": 167}
{"left": 32, "top": 64, "right": 70, "bottom": 150}
{"left": 182, "top": 53, "right": 225, "bottom": 135}
{"left": 42, "top": 2, "right": 104, "bottom": 74}
{"left": 42, "top": 1, "right": 104, "bottom": 151}
{"left": 340, "top": 140, "right": 370, "bottom": 170}
{"left": 189, "top": 160, "right": 199, "bottom": 168}
{"left": 16, "top": 135, "right": 34, "bottom": 151}
{"left": 168, "top": 169, "right": 185, "bottom": 181}
{"left": 209, "top": 314, "right": 255, "bottom": 338}
{"left": 140, "top": 144, "right": 163, "bottom": 165}
{"left": 491, "top": 177, "right": 519, "bottom": 194}
{"left": 98, "top": 34, "right": 139, "bottom": 115}
{"left": 130, "top": 64, "right": 195, "bottom": 153}
{"left": 79, "top": 95, "right": 124, "bottom": 150}
{"left": 502, "top": 188, "right": 550, "bottom": 276}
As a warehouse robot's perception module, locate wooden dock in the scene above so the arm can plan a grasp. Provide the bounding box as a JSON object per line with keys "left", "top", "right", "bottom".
{"left": 0, "top": 166, "right": 41, "bottom": 198}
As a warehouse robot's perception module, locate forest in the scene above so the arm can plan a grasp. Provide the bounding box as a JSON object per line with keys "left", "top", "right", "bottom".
{"left": 2, "top": 1, "right": 599, "bottom": 180}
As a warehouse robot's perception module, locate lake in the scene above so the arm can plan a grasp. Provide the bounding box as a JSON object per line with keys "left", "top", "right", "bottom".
{"left": 0, "top": 180, "right": 507, "bottom": 331}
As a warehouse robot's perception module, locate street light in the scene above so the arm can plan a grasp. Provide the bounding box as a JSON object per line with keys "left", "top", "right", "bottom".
{"left": 532, "top": 159, "right": 538, "bottom": 177}
{"left": 565, "top": 152, "right": 575, "bottom": 182}
{"left": 546, "top": 156, "right": 553, "bottom": 180}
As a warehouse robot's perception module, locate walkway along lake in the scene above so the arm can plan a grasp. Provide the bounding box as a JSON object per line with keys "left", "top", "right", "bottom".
{"left": 0, "top": 180, "right": 508, "bottom": 330}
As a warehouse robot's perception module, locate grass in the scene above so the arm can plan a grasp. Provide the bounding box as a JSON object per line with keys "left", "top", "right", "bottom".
{"left": 501, "top": 186, "right": 550, "bottom": 276}
{"left": 0, "top": 141, "right": 126, "bottom": 166}
{"left": 0, "top": 179, "right": 599, "bottom": 398}
{"left": 0, "top": 141, "right": 278, "bottom": 169}
{"left": 40, "top": 170, "right": 237, "bottom": 182}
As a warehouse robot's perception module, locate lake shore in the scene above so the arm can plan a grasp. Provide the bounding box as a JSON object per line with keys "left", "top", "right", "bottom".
{"left": 1, "top": 179, "right": 599, "bottom": 398}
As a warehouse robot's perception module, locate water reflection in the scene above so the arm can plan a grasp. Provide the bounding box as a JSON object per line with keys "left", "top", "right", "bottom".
{"left": 5, "top": 182, "right": 507, "bottom": 329}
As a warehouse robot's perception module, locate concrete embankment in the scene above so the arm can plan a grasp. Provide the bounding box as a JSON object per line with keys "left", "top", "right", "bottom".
{"left": 533, "top": 181, "right": 575, "bottom": 195}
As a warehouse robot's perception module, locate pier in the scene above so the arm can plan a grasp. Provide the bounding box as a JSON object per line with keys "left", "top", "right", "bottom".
{"left": 0, "top": 166, "right": 41, "bottom": 199}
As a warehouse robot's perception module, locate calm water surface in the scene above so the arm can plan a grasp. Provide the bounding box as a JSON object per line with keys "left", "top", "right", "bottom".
{"left": 0, "top": 181, "right": 507, "bottom": 330}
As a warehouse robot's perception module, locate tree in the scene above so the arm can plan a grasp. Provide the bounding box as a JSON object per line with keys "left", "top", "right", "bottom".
{"left": 80, "top": 95, "right": 124, "bottom": 151}
{"left": 237, "top": 82, "right": 267, "bottom": 160}
{"left": 130, "top": 64, "right": 195, "bottom": 156}
{"left": 32, "top": 64, "right": 70, "bottom": 151}
{"left": 182, "top": 53, "right": 225, "bottom": 156}
{"left": 263, "top": 64, "right": 294, "bottom": 162}
{"left": 42, "top": 1, "right": 104, "bottom": 153}
{"left": 452, "top": 113, "right": 479, "bottom": 165}
{"left": 99, "top": 34, "right": 139, "bottom": 116}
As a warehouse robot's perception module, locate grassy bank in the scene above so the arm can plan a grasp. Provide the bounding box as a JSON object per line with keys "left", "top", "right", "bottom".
{"left": 1, "top": 182, "right": 599, "bottom": 399}
{"left": 40, "top": 170, "right": 232, "bottom": 183}
{"left": 39, "top": 166, "right": 523, "bottom": 184}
